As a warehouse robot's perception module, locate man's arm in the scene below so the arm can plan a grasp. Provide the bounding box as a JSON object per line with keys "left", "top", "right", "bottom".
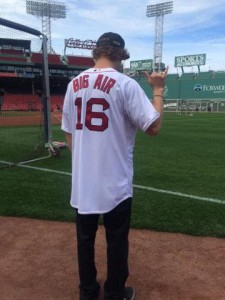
{"left": 144, "top": 67, "right": 168, "bottom": 136}
{"left": 65, "top": 132, "right": 72, "bottom": 151}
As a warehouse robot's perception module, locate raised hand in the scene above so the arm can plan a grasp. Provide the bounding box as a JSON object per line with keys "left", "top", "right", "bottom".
{"left": 144, "top": 66, "right": 169, "bottom": 90}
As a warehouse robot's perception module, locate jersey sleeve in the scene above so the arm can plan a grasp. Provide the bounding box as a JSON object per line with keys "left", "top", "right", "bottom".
{"left": 61, "top": 83, "right": 73, "bottom": 133}
{"left": 123, "top": 78, "right": 160, "bottom": 132}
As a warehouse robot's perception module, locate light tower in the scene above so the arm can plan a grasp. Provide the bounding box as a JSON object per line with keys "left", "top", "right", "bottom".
{"left": 26, "top": 0, "right": 66, "bottom": 53}
{"left": 146, "top": 1, "right": 173, "bottom": 71}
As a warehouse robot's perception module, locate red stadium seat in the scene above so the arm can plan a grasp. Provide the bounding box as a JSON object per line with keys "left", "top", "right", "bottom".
{"left": 48, "top": 54, "right": 63, "bottom": 65}
{"left": 66, "top": 55, "right": 94, "bottom": 67}
{"left": 0, "top": 49, "right": 24, "bottom": 55}
{"left": 0, "top": 56, "right": 27, "bottom": 63}
{"left": 31, "top": 52, "right": 42, "bottom": 64}
{"left": 2, "top": 94, "right": 41, "bottom": 111}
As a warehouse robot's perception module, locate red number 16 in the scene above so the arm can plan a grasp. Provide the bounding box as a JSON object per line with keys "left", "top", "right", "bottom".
{"left": 75, "top": 97, "right": 109, "bottom": 132}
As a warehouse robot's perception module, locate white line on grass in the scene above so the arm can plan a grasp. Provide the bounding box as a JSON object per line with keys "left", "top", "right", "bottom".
{"left": 0, "top": 159, "right": 72, "bottom": 176}
{"left": 1, "top": 160, "right": 225, "bottom": 205}
{"left": 133, "top": 184, "right": 225, "bottom": 205}
{"left": 18, "top": 163, "right": 72, "bottom": 176}
{"left": 19, "top": 156, "right": 50, "bottom": 165}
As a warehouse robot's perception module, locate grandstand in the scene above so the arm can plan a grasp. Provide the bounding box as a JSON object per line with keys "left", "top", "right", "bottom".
{"left": 65, "top": 55, "right": 94, "bottom": 68}
{"left": 0, "top": 37, "right": 95, "bottom": 112}
{"left": 0, "top": 36, "right": 225, "bottom": 115}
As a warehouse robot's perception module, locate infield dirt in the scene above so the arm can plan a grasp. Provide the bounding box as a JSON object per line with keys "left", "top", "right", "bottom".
{"left": 0, "top": 216, "right": 224, "bottom": 299}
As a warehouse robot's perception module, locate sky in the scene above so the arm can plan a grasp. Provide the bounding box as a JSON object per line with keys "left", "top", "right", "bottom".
{"left": 1, "top": 0, "right": 225, "bottom": 74}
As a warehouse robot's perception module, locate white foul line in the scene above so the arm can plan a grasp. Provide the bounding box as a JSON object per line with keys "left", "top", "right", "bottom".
{"left": 0, "top": 159, "right": 72, "bottom": 176}
{"left": 17, "top": 162, "right": 72, "bottom": 176}
{"left": 1, "top": 160, "right": 224, "bottom": 205}
{"left": 133, "top": 184, "right": 225, "bottom": 205}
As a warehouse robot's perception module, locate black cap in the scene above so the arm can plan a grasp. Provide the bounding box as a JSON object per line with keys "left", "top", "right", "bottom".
{"left": 96, "top": 32, "right": 125, "bottom": 49}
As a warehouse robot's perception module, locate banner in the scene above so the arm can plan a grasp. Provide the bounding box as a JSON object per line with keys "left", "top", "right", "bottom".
{"left": 130, "top": 59, "right": 153, "bottom": 71}
{"left": 175, "top": 54, "right": 206, "bottom": 67}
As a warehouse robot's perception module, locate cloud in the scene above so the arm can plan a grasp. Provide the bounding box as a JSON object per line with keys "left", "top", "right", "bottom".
{"left": 0, "top": 0, "right": 225, "bottom": 72}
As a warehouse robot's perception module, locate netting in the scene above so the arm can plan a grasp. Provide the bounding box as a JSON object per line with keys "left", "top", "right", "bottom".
{"left": 0, "top": 20, "right": 49, "bottom": 168}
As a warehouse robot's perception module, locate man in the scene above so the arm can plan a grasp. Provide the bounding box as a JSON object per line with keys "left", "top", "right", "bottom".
{"left": 62, "top": 32, "right": 168, "bottom": 300}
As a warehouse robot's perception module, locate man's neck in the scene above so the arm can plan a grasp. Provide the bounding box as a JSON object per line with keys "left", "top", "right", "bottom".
{"left": 94, "top": 57, "right": 120, "bottom": 71}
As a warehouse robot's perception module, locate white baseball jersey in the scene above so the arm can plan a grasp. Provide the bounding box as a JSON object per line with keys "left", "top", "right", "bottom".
{"left": 61, "top": 67, "right": 160, "bottom": 214}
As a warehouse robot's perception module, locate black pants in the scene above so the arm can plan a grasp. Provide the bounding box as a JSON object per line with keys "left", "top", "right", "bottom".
{"left": 76, "top": 197, "right": 132, "bottom": 300}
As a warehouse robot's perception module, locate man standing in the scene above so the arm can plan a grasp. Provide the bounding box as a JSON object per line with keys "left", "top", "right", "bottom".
{"left": 62, "top": 32, "right": 168, "bottom": 300}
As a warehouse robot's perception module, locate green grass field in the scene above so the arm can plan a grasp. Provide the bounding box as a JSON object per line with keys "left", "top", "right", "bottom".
{"left": 0, "top": 112, "right": 225, "bottom": 238}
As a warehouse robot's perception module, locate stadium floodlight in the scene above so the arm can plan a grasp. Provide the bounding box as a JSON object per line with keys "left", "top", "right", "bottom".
{"left": 146, "top": 1, "right": 173, "bottom": 71}
{"left": 146, "top": 1, "right": 173, "bottom": 17}
{"left": 26, "top": 0, "right": 66, "bottom": 53}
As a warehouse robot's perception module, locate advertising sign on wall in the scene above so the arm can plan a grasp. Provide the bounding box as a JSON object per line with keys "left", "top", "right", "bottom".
{"left": 174, "top": 54, "right": 206, "bottom": 67}
{"left": 130, "top": 59, "right": 153, "bottom": 71}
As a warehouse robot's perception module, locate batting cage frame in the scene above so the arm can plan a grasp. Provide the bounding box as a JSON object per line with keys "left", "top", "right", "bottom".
{"left": 0, "top": 18, "right": 59, "bottom": 164}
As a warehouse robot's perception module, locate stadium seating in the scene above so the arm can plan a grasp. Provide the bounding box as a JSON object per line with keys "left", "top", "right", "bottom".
{"left": 47, "top": 54, "right": 63, "bottom": 65}
{"left": 1, "top": 94, "right": 64, "bottom": 112}
{"left": 31, "top": 53, "right": 63, "bottom": 65}
{"left": 0, "top": 48, "right": 28, "bottom": 64}
{"left": 66, "top": 55, "right": 94, "bottom": 67}
{"left": 50, "top": 95, "right": 64, "bottom": 111}
{"left": 0, "top": 56, "right": 27, "bottom": 63}
{"left": 2, "top": 94, "right": 41, "bottom": 111}
{"left": 0, "top": 49, "right": 24, "bottom": 55}
{"left": 31, "top": 52, "right": 42, "bottom": 64}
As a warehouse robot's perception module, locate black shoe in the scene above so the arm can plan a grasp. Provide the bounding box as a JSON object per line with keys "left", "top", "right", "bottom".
{"left": 123, "top": 287, "right": 135, "bottom": 300}
{"left": 80, "top": 281, "right": 100, "bottom": 300}
{"left": 80, "top": 294, "right": 99, "bottom": 300}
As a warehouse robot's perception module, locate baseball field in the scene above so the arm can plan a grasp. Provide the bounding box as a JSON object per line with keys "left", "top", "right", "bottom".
{"left": 1, "top": 111, "right": 225, "bottom": 299}
{"left": 1, "top": 111, "right": 225, "bottom": 237}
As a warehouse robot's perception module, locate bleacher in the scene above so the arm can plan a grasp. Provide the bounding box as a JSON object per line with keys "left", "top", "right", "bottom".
{"left": 50, "top": 95, "right": 64, "bottom": 111}
{"left": 0, "top": 49, "right": 24, "bottom": 55}
{"left": 0, "top": 55, "right": 27, "bottom": 63}
{"left": 2, "top": 94, "right": 64, "bottom": 112}
{"left": 48, "top": 54, "right": 63, "bottom": 65}
{"left": 31, "top": 52, "right": 42, "bottom": 64}
{"left": 2, "top": 94, "right": 41, "bottom": 111}
{"left": 0, "top": 38, "right": 94, "bottom": 76}
{"left": 0, "top": 47, "right": 28, "bottom": 64}
{"left": 31, "top": 53, "right": 63, "bottom": 65}
{"left": 0, "top": 38, "right": 100, "bottom": 114}
{"left": 66, "top": 55, "right": 94, "bottom": 68}
{"left": 0, "top": 39, "right": 30, "bottom": 65}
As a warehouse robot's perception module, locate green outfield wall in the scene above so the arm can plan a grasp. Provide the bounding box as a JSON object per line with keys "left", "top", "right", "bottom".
{"left": 138, "top": 71, "right": 225, "bottom": 112}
